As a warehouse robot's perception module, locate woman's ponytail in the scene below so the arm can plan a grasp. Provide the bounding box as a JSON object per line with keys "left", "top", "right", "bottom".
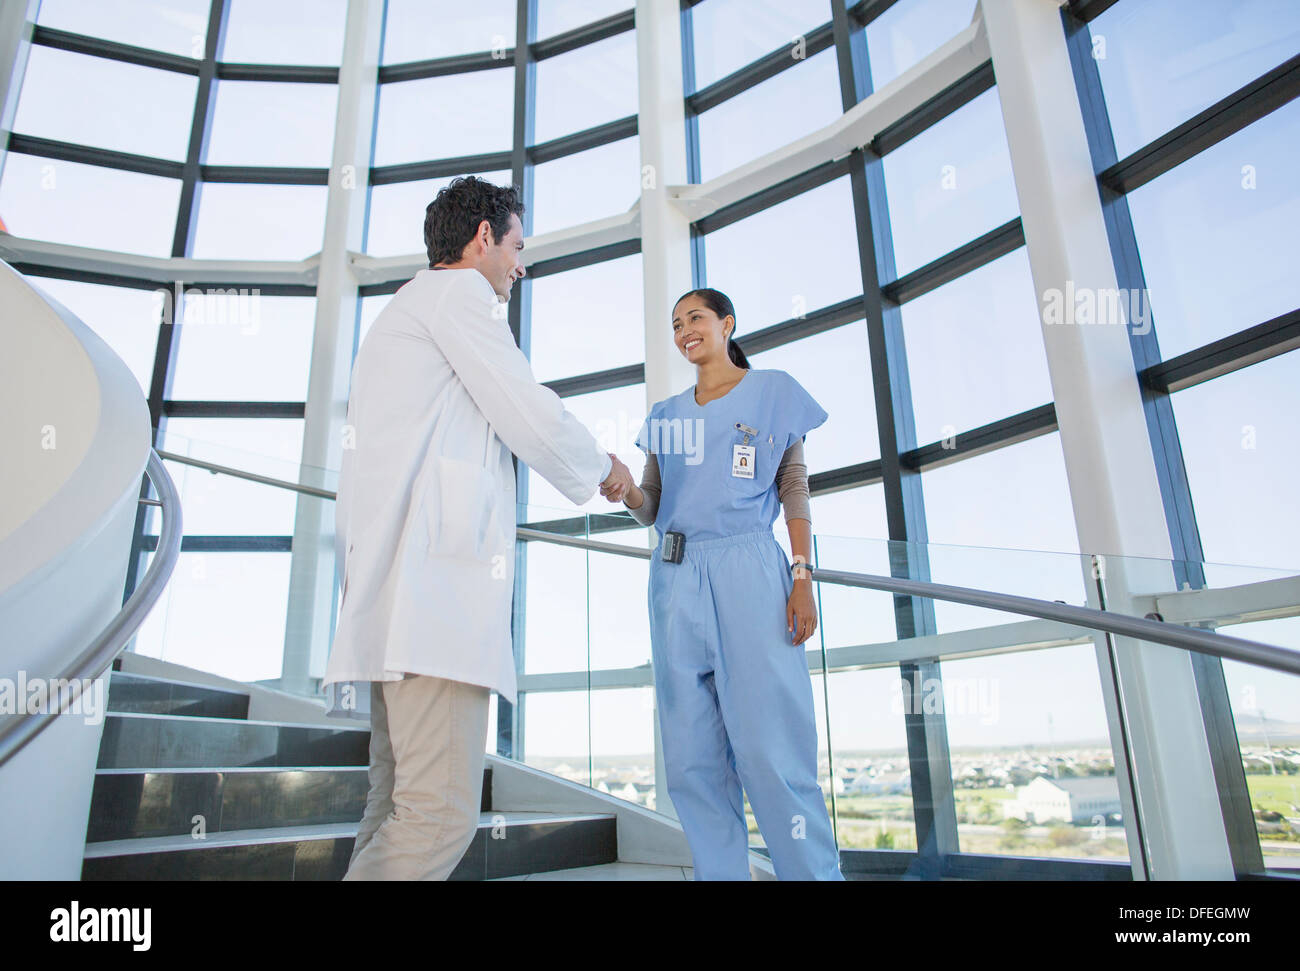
{"left": 727, "top": 337, "right": 750, "bottom": 370}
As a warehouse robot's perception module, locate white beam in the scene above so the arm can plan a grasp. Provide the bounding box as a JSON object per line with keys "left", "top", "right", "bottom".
{"left": 633, "top": 0, "right": 697, "bottom": 820}
{"left": 1146, "top": 574, "right": 1300, "bottom": 630}
{"left": 279, "top": 0, "right": 384, "bottom": 696}
{"left": 516, "top": 617, "right": 1093, "bottom": 693}
{"left": 982, "top": 0, "right": 1233, "bottom": 880}
{"left": 635, "top": 0, "right": 694, "bottom": 405}
{"left": 0, "top": 234, "right": 322, "bottom": 286}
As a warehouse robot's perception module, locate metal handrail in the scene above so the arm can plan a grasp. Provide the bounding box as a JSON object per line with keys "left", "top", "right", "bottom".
{"left": 156, "top": 448, "right": 336, "bottom": 500}
{"left": 0, "top": 450, "right": 183, "bottom": 770}
{"left": 150, "top": 449, "right": 1300, "bottom": 677}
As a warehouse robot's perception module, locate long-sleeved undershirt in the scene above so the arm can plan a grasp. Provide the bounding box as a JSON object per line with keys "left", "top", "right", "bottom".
{"left": 623, "top": 437, "right": 812, "bottom": 527}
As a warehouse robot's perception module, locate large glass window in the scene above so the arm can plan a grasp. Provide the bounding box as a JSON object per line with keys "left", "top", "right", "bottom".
{"left": 382, "top": 0, "right": 516, "bottom": 63}
{"left": 535, "top": 0, "right": 630, "bottom": 40}
{"left": 823, "top": 668, "right": 916, "bottom": 850}
{"left": 190, "top": 183, "right": 328, "bottom": 260}
{"left": 901, "top": 248, "right": 1053, "bottom": 444}
{"left": 1090, "top": 0, "right": 1300, "bottom": 160}
{"left": 527, "top": 255, "right": 644, "bottom": 382}
{"left": 534, "top": 31, "right": 637, "bottom": 143}
{"left": 519, "top": 690, "right": 588, "bottom": 778}
{"left": 0, "top": 154, "right": 182, "bottom": 257}
{"left": 703, "top": 176, "right": 862, "bottom": 332}
{"left": 1170, "top": 351, "right": 1300, "bottom": 573}
{"left": 590, "top": 687, "right": 656, "bottom": 808}
{"left": 169, "top": 294, "right": 316, "bottom": 402}
{"left": 34, "top": 0, "right": 211, "bottom": 58}
{"left": 1221, "top": 637, "right": 1300, "bottom": 871}
{"left": 521, "top": 539, "right": 590, "bottom": 676}
{"left": 696, "top": 44, "right": 842, "bottom": 182}
{"left": 881, "top": 88, "right": 1019, "bottom": 277}
{"left": 373, "top": 70, "right": 515, "bottom": 165}
{"left": 811, "top": 483, "right": 889, "bottom": 543}
{"left": 222, "top": 0, "right": 348, "bottom": 65}
{"left": 204, "top": 81, "right": 339, "bottom": 168}
{"left": 1124, "top": 100, "right": 1300, "bottom": 357}
{"left": 944, "top": 646, "right": 1130, "bottom": 862}
{"left": 812, "top": 522, "right": 899, "bottom": 652}
{"left": 864, "top": 0, "right": 976, "bottom": 92}
{"left": 133, "top": 551, "right": 293, "bottom": 683}
{"left": 531, "top": 138, "right": 641, "bottom": 236}
{"left": 155, "top": 417, "right": 306, "bottom": 536}
{"left": 11, "top": 47, "right": 197, "bottom": 161}
{"left": 689, "top": 0, "right": 830, "bottom": 90}
{"left": 921, "top": 433, "right": 1079, "bottom": 556}
{"left": 589, "top": 533, "right": 654, "bottom": 672}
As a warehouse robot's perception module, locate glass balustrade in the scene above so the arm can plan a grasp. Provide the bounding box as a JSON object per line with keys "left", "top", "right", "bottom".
{"left": 1086, "top": 550, "right": 1300, "bottom": 875}
{"left": 125, "top": 449, "right": 1300, "bottom": 876}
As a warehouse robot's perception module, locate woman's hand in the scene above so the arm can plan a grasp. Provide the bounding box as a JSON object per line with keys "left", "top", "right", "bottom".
{"left": 599, "top": 453, "right": 632, "bottom": 502}
{"left": 787, "top": 579, "right": 818, "bottom": 646}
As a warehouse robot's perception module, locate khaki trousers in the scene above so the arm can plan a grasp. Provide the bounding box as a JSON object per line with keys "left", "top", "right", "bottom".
{"left": 343, "top": 674, "right": 490, "bottom": 881}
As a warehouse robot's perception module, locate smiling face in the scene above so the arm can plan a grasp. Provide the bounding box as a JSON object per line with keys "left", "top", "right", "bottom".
{"left": 672, "top": 294, "right": 734, "bottom": 365}
{"left": 478, "top": 213, "right": 526, "bottom": 299}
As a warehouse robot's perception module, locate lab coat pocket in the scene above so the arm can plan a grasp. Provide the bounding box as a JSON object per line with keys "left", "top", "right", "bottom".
{"left": 426, "top": 456, "right": 505, "bottom": 562}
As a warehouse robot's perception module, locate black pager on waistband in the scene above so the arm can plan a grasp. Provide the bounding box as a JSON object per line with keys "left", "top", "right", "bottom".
{"left": 662, "top": 531, "right": 685, "bottom": 563}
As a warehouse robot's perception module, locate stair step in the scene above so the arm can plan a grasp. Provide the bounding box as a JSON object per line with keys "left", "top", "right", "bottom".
{"left": 82, "top": 811, "right": 617, "bottom": 880}
{"left": 87, "top": 765, "right": 493, "bottom": 841}
{"left": 106, "top": 672, "right": 250, "bottom": 719}
{"left": 96, "top": 712, "right": 371, "bottom": 769}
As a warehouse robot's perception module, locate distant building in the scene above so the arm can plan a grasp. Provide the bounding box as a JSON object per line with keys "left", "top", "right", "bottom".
{"left": 1003, "top": 776, "right": 1121, "bottom": 824}
{"left": 849, "top": 770, "right": 911, "bottom": 796}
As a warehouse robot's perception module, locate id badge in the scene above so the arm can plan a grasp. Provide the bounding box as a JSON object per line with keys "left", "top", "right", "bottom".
{"left": 732, "top": 444, "right": 755, "bottom": 479}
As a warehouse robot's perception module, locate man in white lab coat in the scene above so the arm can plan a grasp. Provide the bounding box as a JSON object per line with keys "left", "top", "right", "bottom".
{"left": 324, "top": 177, "right": 633, "bottom": 880}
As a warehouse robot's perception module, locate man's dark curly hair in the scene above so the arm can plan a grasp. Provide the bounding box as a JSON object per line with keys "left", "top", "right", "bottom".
{"left": 424, "top": 176, "right": 525, "bottom": 267}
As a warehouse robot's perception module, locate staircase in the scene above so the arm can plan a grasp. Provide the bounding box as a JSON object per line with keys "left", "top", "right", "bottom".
{"left": 82, "top": 668, "right": 619, "bottom": 880}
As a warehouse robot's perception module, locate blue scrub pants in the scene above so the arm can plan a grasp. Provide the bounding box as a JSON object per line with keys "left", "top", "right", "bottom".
{"left": 649, "top": 529, "right": 844, "bottom": 881}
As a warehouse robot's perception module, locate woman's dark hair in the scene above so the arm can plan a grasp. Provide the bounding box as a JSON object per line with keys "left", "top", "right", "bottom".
{"left": 424, "top": 176, "right": 525, "bottom": 267}
{"left": 674, "top": 287, "right": 750, "bottom": 369}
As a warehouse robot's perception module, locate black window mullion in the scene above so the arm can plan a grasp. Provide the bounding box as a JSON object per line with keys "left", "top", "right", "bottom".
{"left": 171, "top": 0, "right": 229, "bottom": 260}
{"left": 503, "top": 0, "right": 539, "bottom": 763}
{"left": 127, "top": 0, "right": 227, "bottom": 605}
{"left": 831, "top": 0, "right": 956, "bottom": 878}
{"left": 680, "top": 2, "right": 707, "bottom": 277}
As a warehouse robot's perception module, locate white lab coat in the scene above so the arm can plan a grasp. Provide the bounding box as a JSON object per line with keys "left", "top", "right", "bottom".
{"left": 323, "top": 267, "right": 611, "bottom": 705}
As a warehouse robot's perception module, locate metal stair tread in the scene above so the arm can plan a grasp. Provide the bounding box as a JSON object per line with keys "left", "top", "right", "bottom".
{"left": 84, "top": 811, "right": 617, "bottom": 857}
{"left": 107, "top": 672, "right": 251, "bottom": 697}
{"left": 94, "top": 764, "right": 372, "bottom": 775}
{"left": 103, "top": 710, "right": 369, "bottom": 732}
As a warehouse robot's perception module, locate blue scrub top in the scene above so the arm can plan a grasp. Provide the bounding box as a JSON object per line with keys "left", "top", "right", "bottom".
{"left": 635, "top": 368, "right": 828, "bottom": 541}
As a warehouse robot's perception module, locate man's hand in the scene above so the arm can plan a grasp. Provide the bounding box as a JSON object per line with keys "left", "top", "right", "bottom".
{"left": 599, "top": 453, "right": 633, "bottom": 503}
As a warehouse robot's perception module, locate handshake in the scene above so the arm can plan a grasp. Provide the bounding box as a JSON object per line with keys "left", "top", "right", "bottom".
{"left": 598, "top": 453, "right": 634, "bottom": 504}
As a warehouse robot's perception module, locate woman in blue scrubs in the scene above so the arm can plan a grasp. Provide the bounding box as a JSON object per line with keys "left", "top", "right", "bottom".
{"left": 601, "top": 288, "right": 843, "bottom": 881}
